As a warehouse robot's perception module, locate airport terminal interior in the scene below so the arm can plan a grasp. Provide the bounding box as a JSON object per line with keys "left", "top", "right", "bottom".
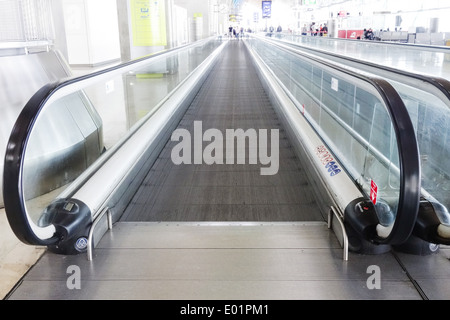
{"left": 1, "top": 0, "right": 450, "bottom": 301}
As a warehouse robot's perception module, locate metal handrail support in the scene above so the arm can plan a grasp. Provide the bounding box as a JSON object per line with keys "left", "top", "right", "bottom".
{"left": 328, "top": 206, "right": 349, "bottom": 261}
{"left": 87, "top": 207, "right": 112, "bottom": 261}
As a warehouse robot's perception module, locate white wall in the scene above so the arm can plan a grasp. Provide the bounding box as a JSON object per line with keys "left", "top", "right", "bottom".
{"left": 174, "top": 5, "right": 189, "bottom": 46}
{"left": 62, "top": 0, "right": 121, "bottom": 66}
{"left": 86, "top": 1, "right": 122, "bottom": 65}
{"left": 174, "top": 0, "right": 211, "bottom": 41}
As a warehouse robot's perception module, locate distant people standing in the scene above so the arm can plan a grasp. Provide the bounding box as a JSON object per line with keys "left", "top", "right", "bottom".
{"left": 322, "top": 23, "right": 328, "bottom": 37}
{"left": 229, "top": 26, "right": 233, "bottom": 37}
{"left": 309, "top": 22, "right": 315, "bottom": 36}
{"left": 301, "top": 24, "right": 308, "bottom": 36}
{"left": 277, "top": 25, "right": 282, "bottom": 32}
{"left": 365, "top": 28, "right": 374, "bottom": 40}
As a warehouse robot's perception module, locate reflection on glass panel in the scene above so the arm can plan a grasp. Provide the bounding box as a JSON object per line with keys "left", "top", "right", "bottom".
{"left": 354, "top": 88, "right": 376, "bottom": 142}
{"left": 248, "top": 37, "right": 403, "bottom": 230}
{"left": 21, "top": 39, "right": 224, "bottom": 227}
{"left": 371, "top": 103, "right": 393, "bottom": 160}
{"left": 363, "top": 102, "right": 400, "bottom": 226}
{"left": 82, "top": 74, "right": 125, "bottom": 149}
{"left": 321, "top": 72, "right": 355, "bottom": 125}
{"left": 290, "top": 59, "right": 310, "bottom": 93}
{"left": 392, "top": 81, "right": 450, "bottom": 222}
{"left": 311, "top": 66, "right": 322, "bottom": 100}
{"left": 23, "top": 92, "right": 103, "bottom": 226}
{"left": 418, "top": 100, "right": 450, "bottom": 215}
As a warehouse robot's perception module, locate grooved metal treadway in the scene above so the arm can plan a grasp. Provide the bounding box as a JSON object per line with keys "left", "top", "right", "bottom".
{"left": 120, "top": 40, "right": 324, "bottom": 223}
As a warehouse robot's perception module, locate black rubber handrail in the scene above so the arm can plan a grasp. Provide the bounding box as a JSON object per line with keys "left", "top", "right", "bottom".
{"left": 3, "top": 38, "right": 217, "bottom": 246}
{"left": 270, "top": 35, "right": 450, "bottom": 108}
{"left": 251, "top": 35, "right": 422, "bottom": 245}
{"left": 284, "top": 33, "right": 450, "bottom": 53}
{"left": 4, "top": 82, "right": 62, "bottom": 245}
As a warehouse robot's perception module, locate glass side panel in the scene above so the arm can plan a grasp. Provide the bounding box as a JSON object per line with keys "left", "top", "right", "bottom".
{"left": 21, "top": 39, "right": 224, "bottom": 226}
{"left": 247, "top": 37, "right": 402, "bottom": 231}
{"left": 392, "top": 81, "right": 450, "bottom": 223}
{"left": 272, "top": 34, "right": 450, "bottom": 225}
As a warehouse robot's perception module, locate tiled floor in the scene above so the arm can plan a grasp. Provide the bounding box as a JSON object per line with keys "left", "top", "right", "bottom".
{"left": 0, "top": 207, "right": 45, "bottom": 299}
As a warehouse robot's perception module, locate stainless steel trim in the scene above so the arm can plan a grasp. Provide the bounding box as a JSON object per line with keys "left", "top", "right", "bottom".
{"left": 87, "top": 207, "right": 112, "bottom": 261}
{"left": 330, "top": 206, "right": 349, "bottom": 261}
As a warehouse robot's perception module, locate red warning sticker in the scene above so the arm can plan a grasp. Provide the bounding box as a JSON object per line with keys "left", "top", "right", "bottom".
{"left": 370, "top": 180, "right": 378, "bottom": 205}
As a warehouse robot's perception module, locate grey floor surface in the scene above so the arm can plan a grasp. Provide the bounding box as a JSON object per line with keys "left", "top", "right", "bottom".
{"left": 7, "top": 222, "right": 450, "bottom": 300}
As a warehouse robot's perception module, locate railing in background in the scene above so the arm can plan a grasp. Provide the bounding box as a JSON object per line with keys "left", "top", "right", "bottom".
{"left": 0, "top": 0, "right": 54, "bottom": 46}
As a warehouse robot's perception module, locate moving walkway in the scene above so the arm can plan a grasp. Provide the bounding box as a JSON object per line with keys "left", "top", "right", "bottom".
{"left": 259, "top": 34, "right": 450, "bottom": 251}
{"left": 2, "top": 36, "right": 448, "bottom": 299}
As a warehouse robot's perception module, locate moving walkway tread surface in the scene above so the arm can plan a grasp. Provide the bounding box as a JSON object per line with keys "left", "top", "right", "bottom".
{"left": 121, "top": 40, "right": 324, "bottom": 223}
